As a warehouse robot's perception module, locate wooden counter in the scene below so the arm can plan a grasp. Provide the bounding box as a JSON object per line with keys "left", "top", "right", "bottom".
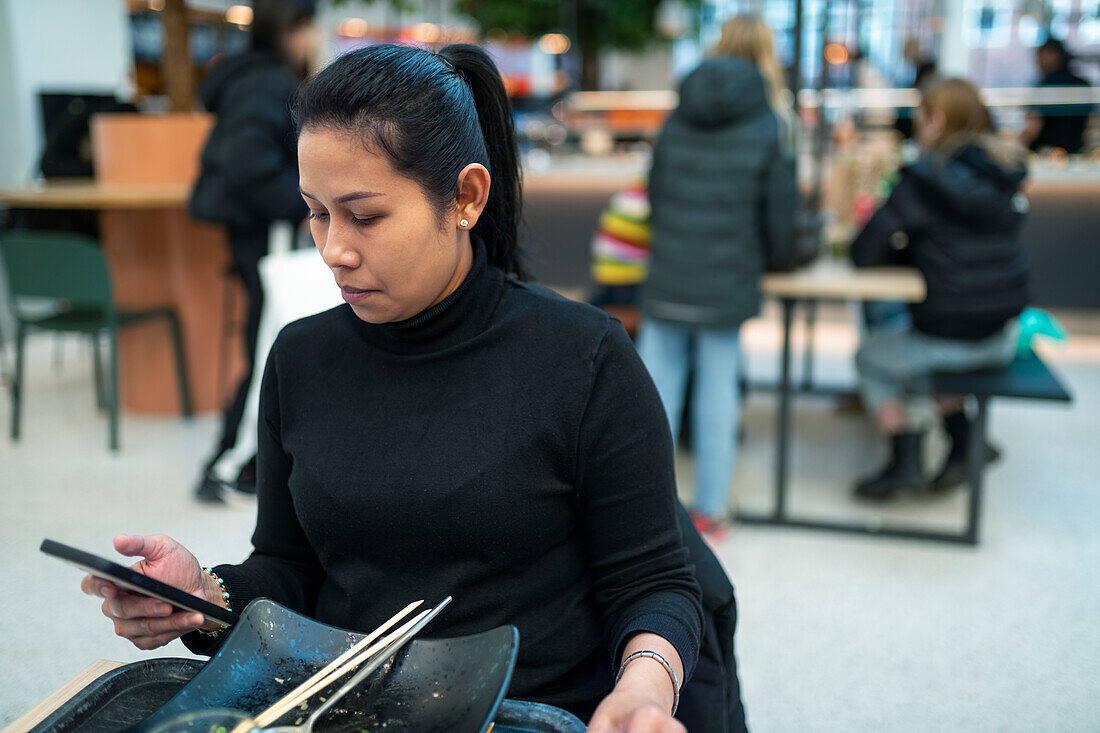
{"left": 1, "top": 181, "right": 245, "bottom": 415}
{"left": 1, "top": 113, "right": 247, "bottom": 415}
{"left": 0, "top": 182, "right": 192, "bottom": 210}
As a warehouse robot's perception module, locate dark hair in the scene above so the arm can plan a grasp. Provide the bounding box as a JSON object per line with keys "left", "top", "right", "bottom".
{"left": 291, "top": 43, "right": 525, "bottom": 279}
{"left": 1038, "top": 38, "right": 1071, "bottom": 67}
{"left": 914, "top": 60, "right": 937, "bottom": 87}
{"left": 251, "top": 0, "right": 315, "bottom": 72}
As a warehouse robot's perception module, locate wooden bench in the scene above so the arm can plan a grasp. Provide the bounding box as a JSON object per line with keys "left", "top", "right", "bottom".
{"left": 928, "top": 354, "right": 1073, "bottom": 545}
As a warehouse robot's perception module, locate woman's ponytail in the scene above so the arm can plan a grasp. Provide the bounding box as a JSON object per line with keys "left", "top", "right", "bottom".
{"left": 439, "top": 44, "right": 525, "bottom": 280}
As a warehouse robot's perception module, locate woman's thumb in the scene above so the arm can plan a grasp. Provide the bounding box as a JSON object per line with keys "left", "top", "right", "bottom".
{"left": 114, "top": 533, "right": 154, "bottom": 559}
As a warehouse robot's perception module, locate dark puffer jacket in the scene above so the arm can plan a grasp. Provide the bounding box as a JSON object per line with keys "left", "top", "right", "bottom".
{"left": 851, "top": 140, "right": 1030, "bottom": 340}
{"left": 189, "top": 50, "right": 307, "bottom": 230}
{"left": 643, "top": 56, "right": 797, "bottom": 328}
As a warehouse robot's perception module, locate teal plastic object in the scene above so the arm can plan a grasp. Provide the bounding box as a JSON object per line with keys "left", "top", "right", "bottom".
{"left": 1017, "top": 308, "right": 1067, "bottom": 359}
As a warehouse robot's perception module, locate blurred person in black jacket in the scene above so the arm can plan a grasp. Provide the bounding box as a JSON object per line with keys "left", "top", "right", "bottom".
{"left": 1021, "top": 38, "right": 1093, "bottom": 154}
{"left": 189, "top": 0, "right": 316, "bottom": 502}
{"left": 851, "top": 79, "right": 1029, "bottom": 500}
{"left": 639, "top": 14, "right": 798, "bottom": 540}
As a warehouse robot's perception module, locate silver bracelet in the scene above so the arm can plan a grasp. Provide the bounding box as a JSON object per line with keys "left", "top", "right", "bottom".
{"left": 196, "top": 566, "right": 232, "bottom": 639}
{"left": 615, "top": 650, "right": 681, "bottom": 716}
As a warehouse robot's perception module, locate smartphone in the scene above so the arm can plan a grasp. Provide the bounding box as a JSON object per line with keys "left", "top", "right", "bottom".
{"left": 41, "top": 538, "right": 239, "bottom": 627}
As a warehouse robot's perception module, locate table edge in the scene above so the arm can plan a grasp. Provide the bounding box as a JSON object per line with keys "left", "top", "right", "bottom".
{"left": 2, "top": 659, "right": 125, "bottom": 733}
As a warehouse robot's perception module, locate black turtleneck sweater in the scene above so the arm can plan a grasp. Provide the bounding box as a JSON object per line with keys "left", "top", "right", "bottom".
{"left": 183, "top": 243, "right": 703, "bottom": 713}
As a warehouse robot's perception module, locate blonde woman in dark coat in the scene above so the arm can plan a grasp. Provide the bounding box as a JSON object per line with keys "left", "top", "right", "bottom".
{"left": 639, "top": 15, "right": 798, "bottom": 538}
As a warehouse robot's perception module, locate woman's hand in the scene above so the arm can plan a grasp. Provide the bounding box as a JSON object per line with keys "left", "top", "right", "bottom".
{"left": 80, "top": 534, "right": 217, "bottom": 650}
{"left": 588, "top": 633, "right": 686, "bottom": 733}
{"left": 587, "top": 687, "right": 686, "bottom": 733}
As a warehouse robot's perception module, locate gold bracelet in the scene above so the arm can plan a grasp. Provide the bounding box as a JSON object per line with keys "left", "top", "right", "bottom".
{"left": 615, "top": 650, "right": 681, "bottom": 716}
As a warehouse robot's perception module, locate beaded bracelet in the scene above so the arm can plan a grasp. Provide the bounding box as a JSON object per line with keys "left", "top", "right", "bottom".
{"left": 196, "top": 566, "right": 233, "bottom": 639}
{"left": 615, "top": 650, "right": 681, "bottom": 716}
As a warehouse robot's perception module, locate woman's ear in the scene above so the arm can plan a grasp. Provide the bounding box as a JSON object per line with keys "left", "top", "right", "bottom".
{"left": 455, "top": 163, "right": 491, "bottom": 230}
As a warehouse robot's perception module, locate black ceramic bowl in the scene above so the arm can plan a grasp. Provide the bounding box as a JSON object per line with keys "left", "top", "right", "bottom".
{"left": 134, "top": 598, "right": 519, "bottom": 733}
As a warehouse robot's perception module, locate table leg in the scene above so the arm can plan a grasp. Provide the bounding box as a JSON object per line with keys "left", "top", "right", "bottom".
{"left": 962, "top": 397, "right": 988, "bottom": 546}
{"left": 774, "top": 297, "right": 796, "bottom": 519}
{"left": 801, "top": 299, "right": 817, "bottom": 392}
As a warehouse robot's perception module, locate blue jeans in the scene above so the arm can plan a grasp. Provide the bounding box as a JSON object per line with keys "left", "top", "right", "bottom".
{"left": 637, "top": 319, "right": 741, "bottom": 518}
{"left": 857, "top": 323, "right": 1019, "bottom": 430}
{"left": 862, "top": 300, "right": 911, "bottom": 331}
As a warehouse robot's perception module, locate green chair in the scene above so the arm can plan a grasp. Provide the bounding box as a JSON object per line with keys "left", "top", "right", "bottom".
{"left": 0, "top": 230, "right": 193, "bottom": 451}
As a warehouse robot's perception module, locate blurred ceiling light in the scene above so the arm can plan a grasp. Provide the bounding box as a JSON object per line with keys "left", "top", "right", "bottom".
{"left": 656, "top": 1, "right": 688, "bottom": 38}
{"left": 413, "top": 22, "right": 442, "bottom": 43}
{"left": 226, "top": 5, "right": 253, "bottom": 26}
{"left": 148, "top": 0, "right": 164, "bottom": 10}
{"left": 824, "top": 43, "right": 849, "bottom": 65}
{"left": 1082, "top": 17, "right": 1100, "bottom": 45}
{"left": 538, "top": 33, "right": 571, "bottom": 55}
{"left": 337, "top": 17, "right": 369, "bottom": 37}
{"left": 545, "top": 123, "right": 568, "bottom": 145}
{"left": 1018, "top": 14, "right": 1041, "bottom": 46}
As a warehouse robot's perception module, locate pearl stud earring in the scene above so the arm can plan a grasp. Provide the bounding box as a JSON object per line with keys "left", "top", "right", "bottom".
{"left": 459, "top": 219, "right": 469, "bottom": 228}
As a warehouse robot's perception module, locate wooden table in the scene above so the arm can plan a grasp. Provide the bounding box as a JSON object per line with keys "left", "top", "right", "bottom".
{"left": 0, "top": 182, "right": 245, "bottom": 414}
{"left": 762, "top": 258, "right": 926, "bottom": 393}
{"left": 0, "top": 182, "right": 192, "bottom": 210}
{"left": 2, "top": 660, "right": 125, "bottom": 733}
{"left": 762, "top": 258, "right": 925, "bottom": 302}
{"left": 748, "top": 259, "right": 943, "bottom": 542}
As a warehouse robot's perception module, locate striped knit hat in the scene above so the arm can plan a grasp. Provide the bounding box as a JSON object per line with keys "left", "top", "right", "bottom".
{"left": 591, "top": 181, "right": 651, "bottom": 286}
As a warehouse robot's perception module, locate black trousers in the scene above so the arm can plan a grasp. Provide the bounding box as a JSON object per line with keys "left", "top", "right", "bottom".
{"left": 207, "top": 225, "right": 267, "bottom": 468}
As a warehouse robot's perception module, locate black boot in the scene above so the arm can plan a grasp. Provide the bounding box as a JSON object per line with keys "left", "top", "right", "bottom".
{"left": 855, "top": 432, "right": 926, "bottom": 500}
{"left": 194, "top": 469, "right": 227, "bottom": 504}
{"left": 194, "top": 449, "right": 227, "bottom": 503}
{"left": 930, "top": 411, "right": 1001, "bottom": 492}
{"left": 234, "top": 456, "right": 257, "bottom": 495}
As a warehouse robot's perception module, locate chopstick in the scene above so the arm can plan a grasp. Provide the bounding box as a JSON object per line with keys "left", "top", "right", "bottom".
{"left": 225, "top": 599, "right": 423, "bottom": 733}
{"left": 253, "top": 607, "right": 432, "bottom": 728}
{"left": 295, "top": 597, "right": 453, "bottom": 727}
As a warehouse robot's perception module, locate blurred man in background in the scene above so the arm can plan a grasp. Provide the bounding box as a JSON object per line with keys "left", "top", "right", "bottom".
{"left": 1022, "top": 38, "right": 1093, "bottom": 154}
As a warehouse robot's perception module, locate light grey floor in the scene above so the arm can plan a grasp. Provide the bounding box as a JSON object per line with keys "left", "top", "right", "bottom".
{"left": 1, "top": 306, "right": 1098, "bottom": 731}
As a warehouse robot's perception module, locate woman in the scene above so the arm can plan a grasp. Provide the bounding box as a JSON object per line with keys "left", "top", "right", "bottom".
{"left": 851, "top": 79, "right": 1029, "bottom": 499}
{"left": 639, "top": 14, "right": 798, "bottom": 538}
{"left": 189, "top": 0, "right": 318, "bottom": 502}
{"left": 82, "top": 44, "right": 708, "bottom": 731}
